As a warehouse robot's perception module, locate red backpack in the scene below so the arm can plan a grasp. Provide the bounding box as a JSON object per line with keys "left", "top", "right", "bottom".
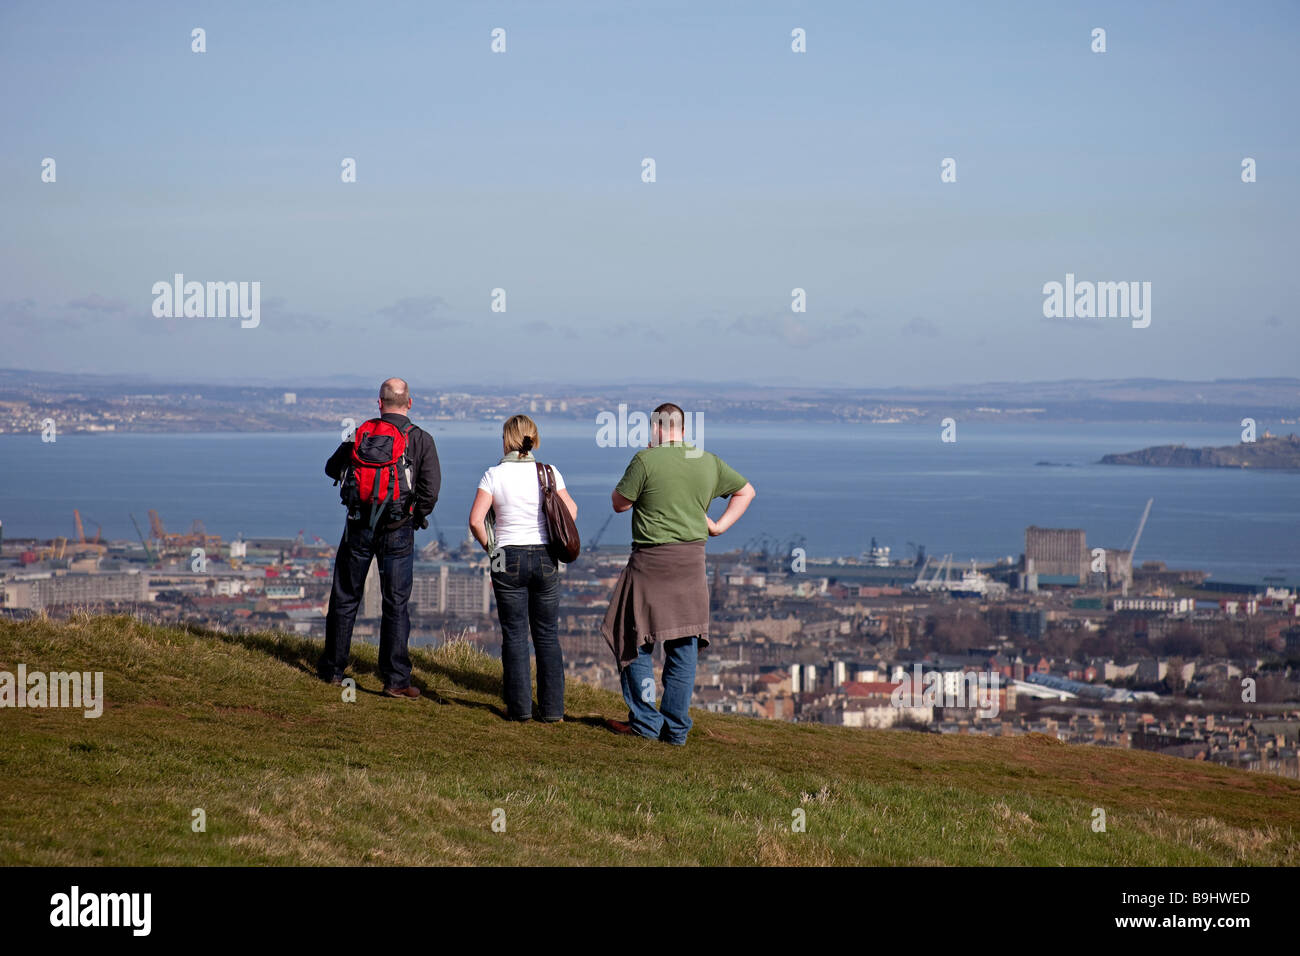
{"left": 340, "top": 419, "right": 416, "bottom": 530}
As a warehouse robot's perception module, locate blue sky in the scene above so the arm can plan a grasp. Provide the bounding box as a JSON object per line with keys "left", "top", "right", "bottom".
{"left": 1, "top": 0, "right": 1296, "bottom": 388}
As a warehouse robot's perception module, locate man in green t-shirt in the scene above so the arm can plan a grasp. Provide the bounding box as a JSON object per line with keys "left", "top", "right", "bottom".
{"left": 601, "top": 403, "right": 755, "bottom": 745}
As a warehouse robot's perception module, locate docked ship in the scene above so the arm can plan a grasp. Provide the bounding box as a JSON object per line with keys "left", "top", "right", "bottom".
{"left": 911, "top": 556, "right": 1009, "bottom": 598}
{"left": 865, "top": 537, "right": 891, "bottom": 567}
{"left": 949, "top": 562, "right": 995, "bottom": 598}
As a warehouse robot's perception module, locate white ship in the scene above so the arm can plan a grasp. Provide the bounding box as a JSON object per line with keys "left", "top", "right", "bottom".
{"left": 911, "top": 556, "right": 1007, "bottom": 597}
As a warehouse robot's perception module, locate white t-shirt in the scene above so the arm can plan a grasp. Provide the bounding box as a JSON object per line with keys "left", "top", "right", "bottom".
{"left": 478, "top": 460, "right": 566, "bottom": 547}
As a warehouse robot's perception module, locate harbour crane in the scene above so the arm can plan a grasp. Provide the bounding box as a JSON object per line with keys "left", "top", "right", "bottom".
{"left": 189, "top": 519, "right": 222, "bottom": 551}
{"left": 912, "top": 554, "right": 932, "bottom": 587}
{"left": 147, "top": 509, "right": 172, "bottom": 545}
{"left": 741, "top": 533, "right": 780, "bottom": 568}
{"left": 428, "top": 512, "right": 448, "bottom": 551}
{"left": 1114, "top": 498, "right": 1154, "bottom": 590}
{"left": 37, "top": 537, "right": 68, "bottom": 561}
{"left": 911, "top": 553, "right": 953, "bottom": 590}
{"left": 913, "top": 553, "right": 954, "bottom": 591}
{"left": 1128, "top": 498, "right": 1154, "bottom": 562}
{"left": 587, "top": 512, "right": 616, "bottom": 553}
{"left": 71, "top": 509, "right": 107, "bottom": 554}
{"left": 130, "top": 513, "right": 155, "bottom": 564}
{"left": 935, "top": 553, "right": 954, "bottom": 588}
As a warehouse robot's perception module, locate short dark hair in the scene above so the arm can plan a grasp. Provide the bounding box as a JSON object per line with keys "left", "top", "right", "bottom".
{"left": 652, "top": 402, "right": 685, "bottom": 433}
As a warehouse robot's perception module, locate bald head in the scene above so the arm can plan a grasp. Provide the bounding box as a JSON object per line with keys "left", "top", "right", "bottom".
{"left": 379, "top": 378, "right": 412, "bottom": 412}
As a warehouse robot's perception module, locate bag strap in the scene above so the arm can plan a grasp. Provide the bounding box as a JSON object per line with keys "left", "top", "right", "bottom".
{"left": 367, "top": 498, "right": 385, "bottom": 532}
{"left": 395, "top": 421, "right": 416, "bottom": 459}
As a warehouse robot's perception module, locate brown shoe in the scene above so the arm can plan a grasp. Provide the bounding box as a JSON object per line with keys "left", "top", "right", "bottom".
{"left": 383, "top": 685, "right": 421, "bottom": 700}
{"left": 607, "top": 718, "right": 639, "bottom": 736}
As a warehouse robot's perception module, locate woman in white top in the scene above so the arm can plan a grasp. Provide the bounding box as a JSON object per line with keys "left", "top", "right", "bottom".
{"left": 469, "top": 415, "right": 578, "bottom": 722}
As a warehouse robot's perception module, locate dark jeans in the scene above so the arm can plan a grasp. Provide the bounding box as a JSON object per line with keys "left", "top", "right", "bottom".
{"left": 319, "top": 522, "right": 415, "bottom": 689}
{"left": 490, "top": 544, "right": 564, "bottom": 720}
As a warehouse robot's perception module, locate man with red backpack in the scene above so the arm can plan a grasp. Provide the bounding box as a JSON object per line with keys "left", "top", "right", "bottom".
{"left": 318, "top": 378, "right": 441, "bottom": 698}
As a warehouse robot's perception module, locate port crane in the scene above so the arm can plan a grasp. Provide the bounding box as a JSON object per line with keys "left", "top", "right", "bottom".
{"left": 1127, "top": 498, "right": 1154, "bottom": 563}
{"left": 36, "top": 537, "right": 68, "bottom": 561}
{"left": 130, "top": 513, "right": 156, "bottom": 564}
{"left": 912, "top": 555, "right": 930, "bottom": 587}
{"left": 428, "top": 513, "right": 448, "bottom": 551}
{"left": 187, "top": 519, "right": 222, "bottom": 552}
{"left": 912, "top": 553, "right": 954, "bottom": 591}
{"left": 1114, "top": 498, "right": 1154, "bottom": 589}
{"left": 587, "top": 512, "right": 616, "bottom": 553}
{"left": 147, "top": 510, "right": 222, "bottom": 554}
{"left": 741, "top": 533, "right": 804, "bottom": 571}
{"left": 72, "top": 509, "right": 108, "bottom": 554}
{"left": 741, "top": 533, "right": 771, "bottom": 561}
{"left": 147, "top": 509, "right": 182, "bottom": 550}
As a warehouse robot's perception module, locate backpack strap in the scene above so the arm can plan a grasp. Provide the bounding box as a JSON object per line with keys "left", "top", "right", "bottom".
{"left": 396, "top": 422, "right": 417, "bottom": 462}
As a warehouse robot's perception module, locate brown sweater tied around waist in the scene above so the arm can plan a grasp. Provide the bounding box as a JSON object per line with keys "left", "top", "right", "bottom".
{"left": 600, "top": 540, "right": 710, "bottom": 669}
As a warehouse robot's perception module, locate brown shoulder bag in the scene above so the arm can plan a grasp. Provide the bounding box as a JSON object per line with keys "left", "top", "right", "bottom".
{"left": 536, "top": 462, "right": 580, "bottom": 563}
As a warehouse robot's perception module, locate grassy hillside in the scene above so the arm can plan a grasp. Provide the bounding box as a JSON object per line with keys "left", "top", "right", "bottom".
{"left": 1, "top": 613, "right": 1297, "bottom": 866}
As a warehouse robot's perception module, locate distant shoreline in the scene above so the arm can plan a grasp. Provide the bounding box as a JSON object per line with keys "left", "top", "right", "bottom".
{"left": 5, "top": 416, "right": 1300, "bottom": 436}
{"left": 2, "top": 369, "right": 1298, "bottom": 434}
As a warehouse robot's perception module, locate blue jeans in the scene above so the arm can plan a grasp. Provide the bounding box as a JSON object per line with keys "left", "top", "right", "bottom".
{"left": 619, "top": 637, "right": 698, "bottom": 745}
{"left": 490, "top": 544, "right": 564, "bottom": 721}
{"left": 320, "top": 522, "right": 415, "bottom": 689}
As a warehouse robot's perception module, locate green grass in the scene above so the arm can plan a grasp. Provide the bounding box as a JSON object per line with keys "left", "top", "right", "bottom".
{"left": 2, "top": 613, "right": 1298, "bottom": 866}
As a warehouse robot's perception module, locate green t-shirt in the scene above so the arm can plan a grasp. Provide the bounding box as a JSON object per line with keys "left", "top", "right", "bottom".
{"left": 615, "top": 443, "right": 747, "bottom": 545}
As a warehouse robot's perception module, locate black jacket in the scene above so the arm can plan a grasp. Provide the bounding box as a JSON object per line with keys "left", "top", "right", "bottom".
{"left": 326, "top": 413, "right": 441, "bottom": 531}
